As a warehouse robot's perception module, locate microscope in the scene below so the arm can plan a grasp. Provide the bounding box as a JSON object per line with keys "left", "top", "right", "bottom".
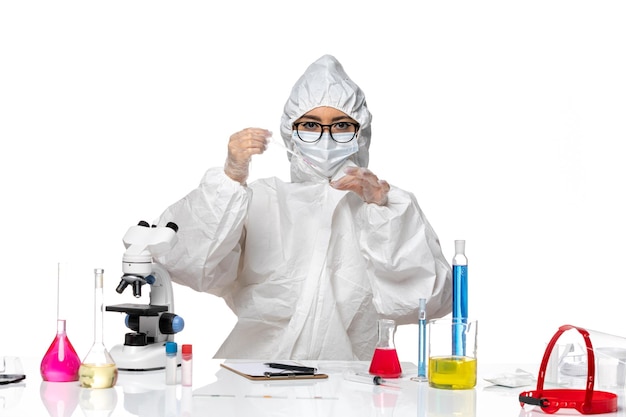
{"left": 106, "top": 221, "right": 184, "bottom": 371}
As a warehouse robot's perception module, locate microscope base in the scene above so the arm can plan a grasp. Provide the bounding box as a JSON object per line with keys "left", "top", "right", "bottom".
{"left": 110, "top": 342, "right": 181, "bottom": 371}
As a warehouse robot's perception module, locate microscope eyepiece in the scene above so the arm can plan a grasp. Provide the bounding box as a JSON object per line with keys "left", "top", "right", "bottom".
{"left": 166, "top": 222, "right": 179, "bottom": 232}
{"left": 137, "top": 220, "right": 150, "bottom": 227}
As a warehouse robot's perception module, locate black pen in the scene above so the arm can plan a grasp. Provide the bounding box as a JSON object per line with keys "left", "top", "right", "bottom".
{"left": 264, "top": 371, "right": 315, "bottom": 378}
{"left": 264, "top": 363, "right": 317, "bottom": 373}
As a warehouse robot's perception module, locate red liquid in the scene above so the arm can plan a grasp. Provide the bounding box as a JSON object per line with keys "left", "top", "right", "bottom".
{"left": 369, "top": 348, "right": 402, "bottom": 378}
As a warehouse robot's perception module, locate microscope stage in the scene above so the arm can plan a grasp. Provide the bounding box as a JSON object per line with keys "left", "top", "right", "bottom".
{"left": 106, "top": 303, "right": 169, "bottom": 316}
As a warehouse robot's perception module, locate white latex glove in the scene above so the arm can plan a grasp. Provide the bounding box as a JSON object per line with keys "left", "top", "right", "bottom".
{"left": 330, "top": 166, "right": 390, "bottom": 206}
{"left": 224, "top": 128, "right": 271, "bottom": 184}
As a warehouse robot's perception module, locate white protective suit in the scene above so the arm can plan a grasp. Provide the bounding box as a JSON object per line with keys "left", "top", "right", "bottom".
{"left": 154, "top": 55, "right": 452, "bottom": 361}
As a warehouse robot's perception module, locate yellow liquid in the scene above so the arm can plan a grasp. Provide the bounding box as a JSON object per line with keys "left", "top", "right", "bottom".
{"left": 78, "top": 363, "right": 118, "bottom": 389}
{"left": 428, "top": 356, "right": 477, "bottom": 389}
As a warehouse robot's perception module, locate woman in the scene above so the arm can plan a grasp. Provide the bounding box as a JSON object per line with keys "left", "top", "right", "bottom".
{"left": 154, "top": 54, "right": 452, "bottom": 360}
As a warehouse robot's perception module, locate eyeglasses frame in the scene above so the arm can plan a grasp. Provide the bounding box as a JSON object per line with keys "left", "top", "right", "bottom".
{"left": 292, "top": 121, "right": 360, "bottom": 144}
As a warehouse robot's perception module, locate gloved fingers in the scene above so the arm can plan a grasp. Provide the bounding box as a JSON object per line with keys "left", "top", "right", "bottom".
{"left": 332, "top": 167, "right": 381, "bottom": 191}
{"left": 225, "top": 128, "right": 271, "bottom": 183}
{"left": 330, "top": 167, "right": 368, "bottom": 190}
{"left": 228, "top": 128, "right": 271, "bottom": 160}
{"left": 331, "top": 167, "right": 390, "bottom": 206}
{"left": 369, "top": 179, "right": 390, "bottom": 205}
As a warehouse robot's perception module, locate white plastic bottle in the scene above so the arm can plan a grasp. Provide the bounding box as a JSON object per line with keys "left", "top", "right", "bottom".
{"left": 181, "top": 344, "right": 193, "bottom": 387}
{"left": 165, "top": 341, "right": 177, "bottom": 385}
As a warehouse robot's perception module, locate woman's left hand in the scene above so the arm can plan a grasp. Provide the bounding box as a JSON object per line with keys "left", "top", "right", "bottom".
{"left": 330, "top": 167, "right": 390, "bottom": 206}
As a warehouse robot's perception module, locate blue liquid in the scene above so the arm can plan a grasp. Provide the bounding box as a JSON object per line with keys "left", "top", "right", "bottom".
{"left": 418, "top": 318, "right": 426, "bottom": 377}
{"left": 452, "top": 264, "right": 468, "bottom": 356}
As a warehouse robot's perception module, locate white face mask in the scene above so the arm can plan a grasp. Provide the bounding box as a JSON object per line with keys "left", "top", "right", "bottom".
{"left": 291, "top": 131, "right": 359, "bottom": 178}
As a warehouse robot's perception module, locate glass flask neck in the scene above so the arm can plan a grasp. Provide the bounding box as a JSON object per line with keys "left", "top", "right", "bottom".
{"left": 93, "top": 273, "right": 104, "bottom": 345}
{"left": 376, "top": 319, "right": 397, "bottom": 349}
{"left": 56, "top": 318, "right": 67, "bottom": 334}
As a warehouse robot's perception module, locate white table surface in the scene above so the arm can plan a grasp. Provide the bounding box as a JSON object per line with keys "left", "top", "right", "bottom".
{"left": 2, "top": 356, "right": 624, "bottom": 417}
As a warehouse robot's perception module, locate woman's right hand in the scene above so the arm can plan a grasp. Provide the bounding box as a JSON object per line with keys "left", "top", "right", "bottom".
{"left": 224, "top": 128, "right": 271, "bottom": 184}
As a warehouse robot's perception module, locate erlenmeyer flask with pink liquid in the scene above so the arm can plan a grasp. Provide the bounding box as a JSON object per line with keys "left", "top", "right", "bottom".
{"left": 369, "top": 319, "right": 402, "bottom": 378}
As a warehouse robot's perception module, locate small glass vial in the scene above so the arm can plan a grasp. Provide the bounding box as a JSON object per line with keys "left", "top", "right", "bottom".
{"left": 79, "top": 268, "right": 118, "bottom": 389}
{"left": 165, "top": 342, "right": 177, "bottom": 385}
{"left": 368, "top": 319, "right": 402, "bottom": 378}
{"left": 181, "top": 344, "right": 193, "bottom": 387}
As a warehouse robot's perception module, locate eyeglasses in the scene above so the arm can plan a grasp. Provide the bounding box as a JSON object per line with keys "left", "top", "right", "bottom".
{"left": 293, "top": 121, "right": 360, "bottom": 143}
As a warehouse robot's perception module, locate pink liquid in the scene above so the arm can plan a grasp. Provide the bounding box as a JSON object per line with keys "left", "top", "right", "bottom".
{"left": 40, "top": 328, "right": 81, "bottom": 382}
{"left": 369, "top": 348, "right": 402, "bottom": 378}
{"left": 40, "top": 380, "right": 79, "bottom": 417}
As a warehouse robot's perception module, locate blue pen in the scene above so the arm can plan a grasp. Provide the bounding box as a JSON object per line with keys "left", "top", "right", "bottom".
{"left": 452, "top": 240, "right": 468, "bottom": 356}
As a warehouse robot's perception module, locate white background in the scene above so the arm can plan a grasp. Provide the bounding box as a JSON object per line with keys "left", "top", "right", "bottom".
{"left": 1, "top": 1, "right": 625, "bottom": 369}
